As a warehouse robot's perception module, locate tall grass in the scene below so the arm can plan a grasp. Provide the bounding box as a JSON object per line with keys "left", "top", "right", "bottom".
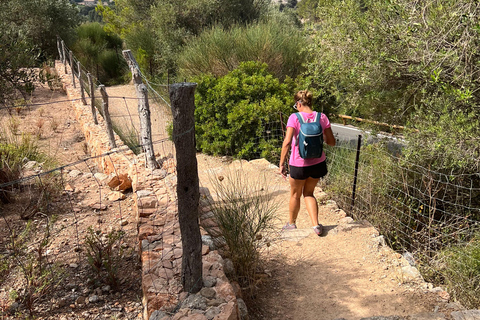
{"left": 205, "top": 166, "right": 280, "bottom": 291}
{"left": 178, "top": 19, "right": 307, "bottom": 80}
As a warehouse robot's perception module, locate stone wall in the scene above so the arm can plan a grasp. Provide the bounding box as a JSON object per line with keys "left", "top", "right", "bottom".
{"left": 55, "top": 61, "right": 241, "bottom": 320}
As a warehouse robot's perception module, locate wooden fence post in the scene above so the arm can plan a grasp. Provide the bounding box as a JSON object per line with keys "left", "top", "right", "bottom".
{"left": 87, "top": 73, "right": 98, "bottom": 125}
{"left": 69, "top": 51, "right": 75, "bottom": 88}
{"left": 170, "top": 82, "right": 202, "bottom": 293}
{"left": 61, "top": 40, "right": 67, "bottom": 74}
{"left": 122, "top": 49, "right": 159, "bottom": 169}
{"left": 99, "top": 85, "right": 117, "bottom": 149}
{"left": 56, "top": 37, "right": 63, "bottom": 62}
{"left": 78, "top": 62, "right": 87, "bottom": 105}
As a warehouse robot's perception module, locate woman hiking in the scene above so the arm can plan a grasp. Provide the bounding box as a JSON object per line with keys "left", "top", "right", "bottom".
{"left": 279, "top": 90, "right": 336, "bottom": 236}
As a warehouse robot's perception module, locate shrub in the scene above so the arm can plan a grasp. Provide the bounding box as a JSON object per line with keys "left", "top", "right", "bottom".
{"left": 5, "top": 217, "right": 65, "bottom": 316}
{"left": 436, "top": 235, "right": 480, "bottom": 309}
{"left": 84, "top": 227, "right": 126, "bottom": 288}
{"left": 193, "top": 61, "right": 294, "bottom": 162}
{"left": 178, "top": 18, "right": 307, "bottom": 80}
{"left": 0, "top": 133, "right": 45, "bottom": 183}
{"left": 205, "top": 166, "right": 279, "bottom": 291}
{"left": 72, "top": 22, "right": 127, "bottom": 85}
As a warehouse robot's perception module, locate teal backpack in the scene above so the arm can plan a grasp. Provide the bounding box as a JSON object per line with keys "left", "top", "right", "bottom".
{"left": 295, "top": 112, "right": 324, "bottom": 159}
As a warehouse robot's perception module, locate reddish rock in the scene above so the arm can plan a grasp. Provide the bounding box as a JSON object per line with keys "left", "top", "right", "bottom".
{"left": 138, "top": 196, "right": 159, "bottom": 209}
{"left": 230, "top": 281, "right": 242, "bottom": 299}
{"left": 212, "top": 301, "right": 238, "bottom": 320}
{"left": 108, "top": 174, "right": 132, "bottom": 191}
{"left": 139, "top": 225, "right": 156, "bottom": 240}
{"left": 202, "top": 245, "right": 210, "bottom": 255}
{"left": 215, "top": 280, "right": 236, "bottom": 302}
{"left": 138, "top": 208, "right": 157, "bottom": 218}
{"left": 200, "top": 218, "right": 217, "bottom": 228}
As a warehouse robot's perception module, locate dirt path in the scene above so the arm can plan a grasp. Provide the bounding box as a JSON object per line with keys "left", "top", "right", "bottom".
{"left": 195, "top": 156, "right": 456, "bottom": 320}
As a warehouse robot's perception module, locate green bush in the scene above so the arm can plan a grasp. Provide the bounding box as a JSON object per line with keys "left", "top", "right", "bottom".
{"left": 178, "top": 18, "right": 306, "bottom": 80}
{"left": 0, "top": 133, "right": 46, "bottom": 183}
{"left": 72, "top": 22, "right": 127, "bottom": 85}
{"left": 193, "top": 61, "right": 295, "bottom": 162}
{"left": 437, "top": 235, "right": 480, "bottom": 309}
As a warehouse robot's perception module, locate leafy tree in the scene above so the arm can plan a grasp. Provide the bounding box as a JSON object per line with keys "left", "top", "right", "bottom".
{"left": 194, "top": 61, "right": 295, "bottom": 161}
{"left": 72, "top": 22, "right": 127, "bottom": 84}
{"left": 306, "top": 0, "right": 480, "bottom": 172}
{"left": 2, "top": 0, "right": 80, "bottom": 59}
{"left": 0, "top": 0, "right": 80, "bottom": 103}
{"left": 0, "top": 23, "right": 39, "bottom": 103}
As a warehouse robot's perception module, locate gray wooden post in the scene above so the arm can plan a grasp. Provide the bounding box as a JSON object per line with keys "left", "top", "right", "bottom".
{"left": 99, "top": 85, "right": 117, "bottom": 149}
{"left": 87, "top": 73, "right": 98, "bottom": 125}
{"left": 56, "top": 37, "right": 63, "bottom": 62}
{"left": 78, "top": 62, "right": 87, "bottom": 105}
{"left": 169, "top": 82, "right": 201, "bottom": 293}
{"left": 69, "top": 51, "right": 75, "bottom": 88}
{"left": 61, "top": 40, "right": 67, "bottom": 74}
{"left": 122, "top": 49, "right": 159, "bottom": 169}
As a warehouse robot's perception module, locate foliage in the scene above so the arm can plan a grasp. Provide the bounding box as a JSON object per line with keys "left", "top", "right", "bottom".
{"left": 437, "top": 235, "right": 480, "bottom": 309}
{"left": 1, "top": 0, "right": 80, "bottom": 59}
{"left": 84, "top": 227, "right": 126, "bottom": 288}
{"left": 306, "top": 0, "right": 480, "bottom": 173}
{"left": 0, "top": 0, "right": 80, "bottom": 103}
{"left": 72, "top": 22, "right": 127, "bottom": 85}
{"left": 178, "top": 16, "right": 306, "bottom": 80}
{"left": 205, "top": 167, "right": 279, "bottom": 290}
{"left": 0, "top": 133, "right": 46, "bottom": 184}
{"left": 0, "top": 24, "right": 39, "bottom": 103}
{"left": 98, "top": 0, "right": 271, "bottom": 77}
{"left": 193, "top": 61, "right": 295, "bottom": 161}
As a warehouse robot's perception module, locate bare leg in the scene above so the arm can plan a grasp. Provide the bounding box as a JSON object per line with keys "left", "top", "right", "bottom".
{"left": 303, "top": 177, "right": 320, "bottom": 226}
{"left": 288, "top": 176, "right": 305, "bottom": 224}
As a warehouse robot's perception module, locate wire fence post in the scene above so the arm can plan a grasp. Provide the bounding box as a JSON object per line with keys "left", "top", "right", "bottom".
{"left": 122, "top": 49, "right": 159, "bottom": 169}
{"left": 69, "top": 51, "right": 75, "bottom": 88}
{"left": 87, "top": 73, "right": 98, "bottom": 125}
{"left": 61, "top": 40, "right": 67, "bottom": 74}
{"left": 78, "top": 62, "right": 87, "bottom": 105}
{"left": 99, "top": 85, "right": 117, "bottom": 149}
{"left": 351, "top": 134, "right": 362, "bottom": 211}
{"left": 170, "top": 82, "right": 202, "bottom": 294}
{"left": 56, "top": 36, "right": 63, "bottom": 62}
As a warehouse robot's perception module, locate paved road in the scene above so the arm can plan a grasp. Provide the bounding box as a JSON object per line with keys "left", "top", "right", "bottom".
{"left": 331, "top": 123, "right": 404, "bottom": 153}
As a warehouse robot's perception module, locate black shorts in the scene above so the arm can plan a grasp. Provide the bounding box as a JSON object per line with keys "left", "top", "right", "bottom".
{"left": 290, "top": 161, "right": 327, "bottom": 180}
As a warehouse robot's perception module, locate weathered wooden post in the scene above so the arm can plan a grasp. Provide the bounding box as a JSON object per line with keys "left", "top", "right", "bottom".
{"left": 69, "top": 51, "right": 75, "bottom": 88}
{"left": 78, "top": 61, "right": 87, "bottom": 105}
{"left": 87, "top": 73, "right": 98, "bottom": 125}
{"left": 56, "top": 37, "right": 63, "bottom": 62}
{"left": 170, "top": 82, "right": 202, "bottom": 293}
{"left": 122, "top": 49, "right": 159, "bottom": 169}
{"left": 61, "top": 40, "right": 67, "bottom": 74}
{"left": 99, "top": 85, "right": 117, "bottom": 149}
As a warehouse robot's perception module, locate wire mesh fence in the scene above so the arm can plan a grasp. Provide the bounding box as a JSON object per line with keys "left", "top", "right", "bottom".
{"left": 2, "top": 38, "right": 480, "bottom": 318}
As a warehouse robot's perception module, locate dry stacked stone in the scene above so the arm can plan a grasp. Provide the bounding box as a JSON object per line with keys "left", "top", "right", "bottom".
{"left": 56, "top": 61, "right": 242, "bottom": 320}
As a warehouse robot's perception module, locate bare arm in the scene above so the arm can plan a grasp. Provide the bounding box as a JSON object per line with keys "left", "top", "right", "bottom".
{"left": 279, "top": 127, "right": 295, "bottom": 178}
{"left": 323, "top": 127, "right": 336, "bottom": 146}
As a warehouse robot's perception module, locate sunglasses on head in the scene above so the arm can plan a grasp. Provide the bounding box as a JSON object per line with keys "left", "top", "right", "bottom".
{"left": 293, "top": 101, "right": 299, "bottom": 110}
